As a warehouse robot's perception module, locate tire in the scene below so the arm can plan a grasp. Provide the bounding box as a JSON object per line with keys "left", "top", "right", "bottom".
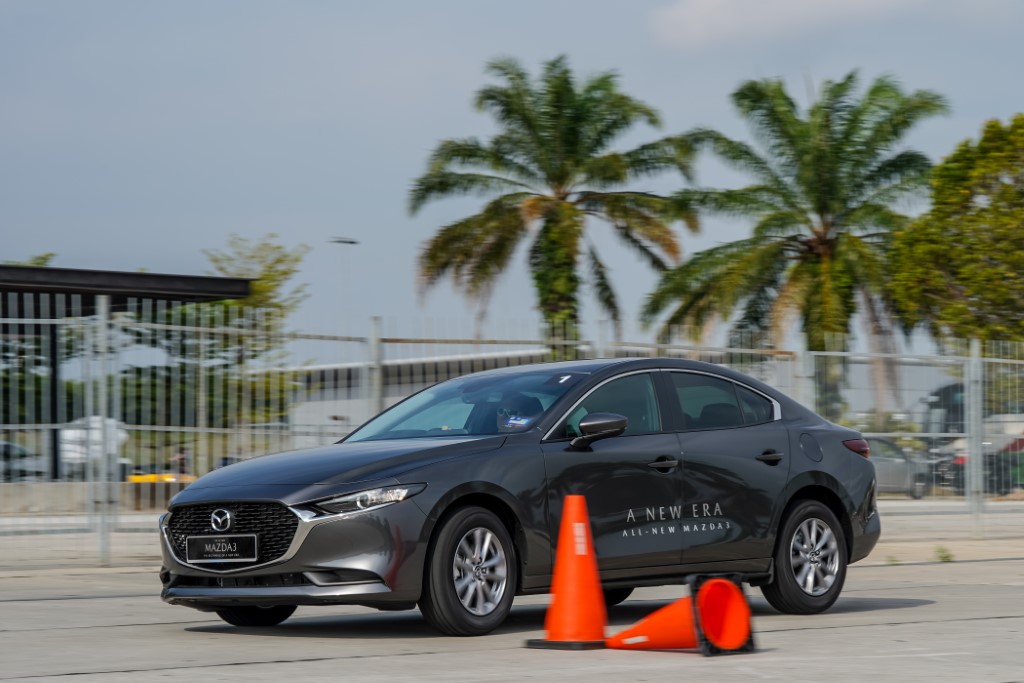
{"left": 419, "top": 506, "right": 517, "bottom": 636}
{"left": 602, "top": 587, "right": 634, "bottom": 607}
{"left": 215, "top": 605, "right": 296, "bottom": 627}
{"left": 760, "top": 500, "right": 848, "bottom": 614}
{"left": 910, "top": 477, "right": 927, "bottom": 500}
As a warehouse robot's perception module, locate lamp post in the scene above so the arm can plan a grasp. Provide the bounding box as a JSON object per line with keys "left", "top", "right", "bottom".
{"left": 329, "top": 237, "right": 361, "bottom": 430}
{"left": 329, "top": 237, "right": 359, "bottom": 306}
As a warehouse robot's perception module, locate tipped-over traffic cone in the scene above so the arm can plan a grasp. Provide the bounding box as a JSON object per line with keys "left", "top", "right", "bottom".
{"left": 606, "top": 577, "right": 754, "bottom": 655}
{"left": 526, "top": 495, "right": 607, "bottom": 650}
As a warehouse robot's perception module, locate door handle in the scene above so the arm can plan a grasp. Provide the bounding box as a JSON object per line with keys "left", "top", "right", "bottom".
{"left": 756, "top": 450, "right": 784, "bottom": 465}
{"left": 647, "top": 457, "right": 680, "bottom": 471}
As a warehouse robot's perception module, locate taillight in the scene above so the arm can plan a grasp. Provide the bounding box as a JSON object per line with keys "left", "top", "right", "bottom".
{"left": 844, "top": 438, "right": 871, "bottom": 458}
{"left": 953, "top": 455, "right": 967, "bottom": 466}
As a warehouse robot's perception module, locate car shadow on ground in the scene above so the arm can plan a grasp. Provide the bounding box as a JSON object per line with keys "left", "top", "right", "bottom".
{"left": 799, "top": 596, "right": 934, "bottom": 614}
{"left": 185, "top": 595, "right": 933, "bottom": 640}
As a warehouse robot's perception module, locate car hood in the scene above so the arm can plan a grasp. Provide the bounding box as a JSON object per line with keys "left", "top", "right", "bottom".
{"left": 185, "top": 435, "right": 507, "bottom": 489}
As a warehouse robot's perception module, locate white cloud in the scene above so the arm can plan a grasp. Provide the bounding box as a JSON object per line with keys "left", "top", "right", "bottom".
{"left": 650, "top": 0, "right": 925, "bottom": 50}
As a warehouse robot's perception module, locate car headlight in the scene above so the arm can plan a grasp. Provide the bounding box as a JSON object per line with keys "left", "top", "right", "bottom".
{"left": 315, "top": 484, "right": 426, "bottom": 515}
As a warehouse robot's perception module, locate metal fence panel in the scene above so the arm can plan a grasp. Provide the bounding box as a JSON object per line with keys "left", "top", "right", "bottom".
{"left": 3, "top": 302, "right": 1023, "bottom": 568}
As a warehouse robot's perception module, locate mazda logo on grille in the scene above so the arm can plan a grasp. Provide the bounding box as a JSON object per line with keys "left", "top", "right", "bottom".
{"left": 210, "top": 508, "right": 233, "bottom": 533}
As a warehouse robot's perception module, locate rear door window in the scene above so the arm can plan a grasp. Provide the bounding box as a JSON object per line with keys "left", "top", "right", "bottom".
{"left": 669, "top": 372, "right": 745, "bottom": 430}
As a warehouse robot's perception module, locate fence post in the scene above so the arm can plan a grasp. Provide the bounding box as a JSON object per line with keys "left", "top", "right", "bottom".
{"left": 369, "top": 316, "right": 384, "bottom": 415}
{"left": 966, "top": 337, "right": 985, "bottom": 535}
{"left": 595, "top": 319, "right": 607, "bottom": 359}
{"left": 794, "top": 336, "right": 816, "bottom": 411}
{"left": 95, "top": 294, "right": 112, "bottom": 566}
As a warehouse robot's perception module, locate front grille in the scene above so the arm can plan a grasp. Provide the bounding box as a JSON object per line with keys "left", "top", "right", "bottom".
{"left": 167, "top": 502, "right": 299, "bottom": 570}
{"left": 170, "top": 572, "right": 313, "bottom": 588}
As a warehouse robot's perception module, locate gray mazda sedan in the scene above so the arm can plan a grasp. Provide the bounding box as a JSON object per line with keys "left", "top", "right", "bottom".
{"left": 160, "top": 358, "right": 879, "bottom": 635}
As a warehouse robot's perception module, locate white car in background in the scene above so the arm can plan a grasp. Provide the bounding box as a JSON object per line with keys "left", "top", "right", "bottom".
{"left": 60, "top": 416, "right": 132, "bottom": 480}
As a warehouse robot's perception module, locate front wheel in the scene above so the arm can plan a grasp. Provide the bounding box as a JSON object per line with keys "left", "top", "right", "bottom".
{"left": 419, "top": 506, "right": 517, "bottom": 636}
{"left": 761, "top": 500, "right": 847, "bottom": 614}
{"left": 215, "top": 605, "right": 296, "bottom": 627}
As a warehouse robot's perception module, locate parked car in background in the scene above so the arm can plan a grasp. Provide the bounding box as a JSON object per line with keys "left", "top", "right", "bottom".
{"left": 159, "top": 358, "right": 880, "bottom": 635}
{"left": 869, "top": 437, "right": 932, "bottom": 499}
{"left": 938, "top": 452, "right": 1018, "bottom": 496}
{"left": 60, "top": 416, "right": 133, "bottom": 481}
{"left": 0, "top": 441, "right": 48, "bottom": 481}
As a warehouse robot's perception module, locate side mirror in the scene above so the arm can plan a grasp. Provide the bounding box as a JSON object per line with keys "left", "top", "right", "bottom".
{"left": 570, "top": 412, "right": 628, "bottom": 450}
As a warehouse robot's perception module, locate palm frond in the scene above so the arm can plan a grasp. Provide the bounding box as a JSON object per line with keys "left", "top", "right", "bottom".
{"left": 642, "top": 237, "right": 767, "bottom": 322}
{"left": 409, "top": 171, "right": 533, "bottom": 214}
{"left": 579, "top": 191, "right": 685, "bottom": 262}
{"left": 611, "top": 224, "right": 670, "bottom": 272}
{"left": 476, "top": 57, "right": 548, "bottom": 176}
{"left": 587, "top": 244, "right": 621, "bottom": 338}
{"left": 426, "top": 138, "right": 543, "bottom": 186}
{"left": 840, "top": 203, "right": 909, "bottom": 235}
{"left": 685, "top": 129, "right": 800, "bottom": 206}
{"left": 751, "top": 210, "right": 814, "bottom": 240}
{"left": 730, "top": 79, "right": 807, "bottom": 176}
{"left": 862, "top": 87, "right": 949, "bottom": 157}
{"left": 769, "top": 262, "right": 811, "bottom": 343}
{"left": 577, "top": 74, "right": 661, "bottom": 157}
{"left": 846, "top": 149, "right": 932, "bottom": 205}
{"left": 418, "top": 194, "right": 531, "bottom": 294}
{"left": 673, "top": 186, "right": 800, "bottom": 220}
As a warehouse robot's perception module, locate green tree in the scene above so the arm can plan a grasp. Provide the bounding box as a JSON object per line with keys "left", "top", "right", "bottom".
{"left": 204, "top": 232, "right": 311, "bottom": 332}
{"left": 643, "top": 71, "right": 947, "bottom": 347}
{"left": 122, "top": 234, "right": 309, "bottom": 439}
{"left": 890, "top": 115, "right": 1024, "bottom": 340}
{"left": 129, "top": 233, "right": 310, "bottom": 364}
{"left": 642, "top": 72, "right": 947, "bottom": 419}
{"left": 3, "top": 253, "right": 56, "bottom": 266}
{"left": 410, "top": 55, "right": 696, "bottom": 340}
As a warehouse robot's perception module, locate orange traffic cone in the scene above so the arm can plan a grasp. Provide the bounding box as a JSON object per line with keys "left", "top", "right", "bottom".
{"left": 526, "top": 495, "right": 607, "bottom": 650}
{"left": 606, "top": 577, "right": 753, "bottom": 655}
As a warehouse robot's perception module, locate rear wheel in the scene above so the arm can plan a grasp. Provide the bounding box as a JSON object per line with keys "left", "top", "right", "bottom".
{"left": 761, "top": 500, "right": 847, "bottom": 614}
{"left": 215, "top": 605, "right": 296, "bottom": 627}
{"left": 419, "top": 506, "right": 517, "bottom": 636}
{"left": 602, "top": 587, "right": 634, "bottom": 607}
{"left": 910, "top": 476, "right": 927, "bottom": 499}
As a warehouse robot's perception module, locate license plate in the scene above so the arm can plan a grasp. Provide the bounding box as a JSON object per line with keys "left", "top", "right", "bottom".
{"left": 186, "top": 534, "right": 258, "bottom": 563}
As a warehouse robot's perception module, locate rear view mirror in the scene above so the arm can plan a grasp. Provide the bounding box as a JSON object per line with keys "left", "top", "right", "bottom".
{"left": 570, "top": 412, "right": 627, "bottom": 450}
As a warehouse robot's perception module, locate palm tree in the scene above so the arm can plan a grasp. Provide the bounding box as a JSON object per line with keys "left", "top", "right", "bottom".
{"left": 642, "top": 72, "right": 947, "bottom": 418}
{"left": 410, "top": 56, "right": 695, "bottom": 341}
{"left": 644, "top": 71, "right": 947, "bottom": 345}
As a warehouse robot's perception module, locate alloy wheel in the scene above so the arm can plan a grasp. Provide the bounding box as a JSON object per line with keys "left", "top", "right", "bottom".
{"left": 452, "top": 526, "right": 508, "bottom": 616}
{"left": 789, "top": 517, "right": 840, "bottom": 596}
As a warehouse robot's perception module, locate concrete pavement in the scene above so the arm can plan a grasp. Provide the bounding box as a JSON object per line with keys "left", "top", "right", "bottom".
{"left": 1, "top": 499, "right": 1022, "bottom": 681}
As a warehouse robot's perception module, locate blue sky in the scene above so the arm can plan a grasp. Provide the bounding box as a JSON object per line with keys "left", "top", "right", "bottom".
{"left": 2, "top": 0, "right": 1022, "bottom": 343}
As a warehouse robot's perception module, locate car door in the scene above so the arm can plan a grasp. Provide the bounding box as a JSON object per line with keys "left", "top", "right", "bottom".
{"left": 541, "top": 371, "right": 684, "bottom": 572}
{"left": 663, "top": 370, "right": 791, "bottom": 565}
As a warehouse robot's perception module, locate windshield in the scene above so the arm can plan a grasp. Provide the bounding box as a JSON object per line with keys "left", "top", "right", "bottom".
{"left": 345, "top": 370, "right": 587, "bottom": 442}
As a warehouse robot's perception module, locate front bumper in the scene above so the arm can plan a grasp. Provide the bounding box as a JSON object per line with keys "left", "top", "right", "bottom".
{"left": 159, "top": 499, "right": 429, "bottom": 610}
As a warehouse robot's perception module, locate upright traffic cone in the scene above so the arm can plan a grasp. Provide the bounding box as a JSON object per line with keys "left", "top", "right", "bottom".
{"left": 606, "top": 577, "right": 753, "bottom": 655}
{"left": 526, "top": 495, "right": 607, "bottom": 650}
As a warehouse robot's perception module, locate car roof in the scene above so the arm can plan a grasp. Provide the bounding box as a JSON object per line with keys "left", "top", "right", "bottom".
{"left": 459, "top": 357, "right": 815, "bottom": 418}
{"left": 460, "top": 357, "right": 774, "bottom": 385}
